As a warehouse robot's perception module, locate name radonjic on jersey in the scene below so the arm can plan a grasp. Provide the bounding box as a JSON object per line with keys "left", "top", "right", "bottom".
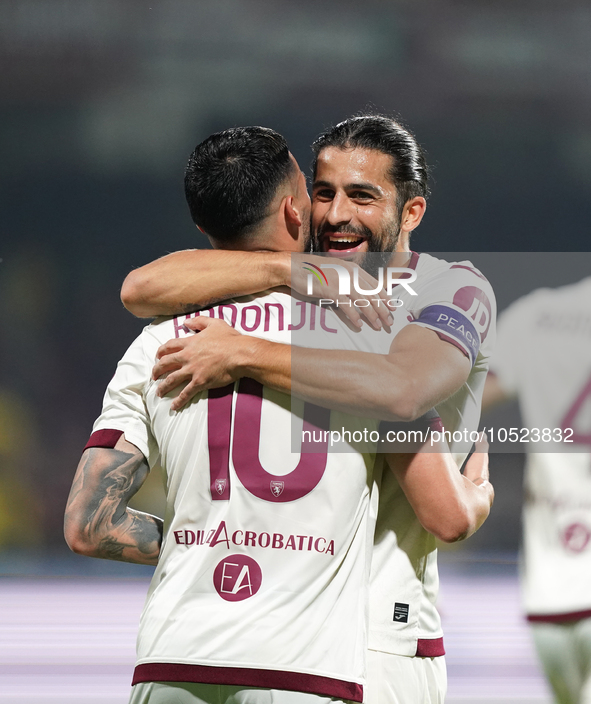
{"left": 172, "top": 520, "right": 335, "bottom": 555}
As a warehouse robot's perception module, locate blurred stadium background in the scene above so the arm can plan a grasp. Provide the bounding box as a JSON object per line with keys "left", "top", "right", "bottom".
{"left": 1, "top": 1, "right": 591, "bottom": 700}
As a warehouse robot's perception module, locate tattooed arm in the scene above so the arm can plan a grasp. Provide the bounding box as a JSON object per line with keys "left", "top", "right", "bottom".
{"left": 64, "top": 435, "right": 163, "bottom": 565}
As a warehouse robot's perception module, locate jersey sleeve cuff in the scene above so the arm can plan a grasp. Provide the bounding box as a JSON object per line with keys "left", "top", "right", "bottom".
{"left": 84, "top": 429, "right": 124, "bottom": 451}
{"left": 83, "top": 427, "right": 151, "bottom": 460}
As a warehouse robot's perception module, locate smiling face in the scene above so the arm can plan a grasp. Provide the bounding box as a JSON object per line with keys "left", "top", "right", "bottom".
{"left": 311, "top": 146, "right": 403, "bottom": 261}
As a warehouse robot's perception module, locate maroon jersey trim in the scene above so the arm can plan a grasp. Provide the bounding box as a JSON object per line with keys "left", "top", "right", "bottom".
{"left": 415, "top": 637, "right": 445, "bottom": 657}
{"left": 429, "top": 416, "right": 444, "bottom": 433}
{"left": 408, "top": 251, "right": 420, "bottom": 270}
{"left": 84, "top": 429, "right": 123, "bottom": 451}
{"left": 132, "top": 663, "right": 363, "bottom": 702}
{"left": 527, "top": 608, "right": 591, "bottom": 624}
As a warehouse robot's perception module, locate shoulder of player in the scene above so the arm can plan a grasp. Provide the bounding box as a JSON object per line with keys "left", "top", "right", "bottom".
{"left": 143, "top": 315, "right": 182, "bottom": 341}
{"left": 111, "top": 325, "right": 159, "bottom": 376}
{"left": 416, "top": 252, "right": 491, "bottom": 288}
{"left": 499, "top": 278, "right": 591, "bottom": 328}
{"left": 553, "top": 276, "right": 591, "bottom": 304}
{"left": 412, "top": 253, "right": 496, "bottom": 326}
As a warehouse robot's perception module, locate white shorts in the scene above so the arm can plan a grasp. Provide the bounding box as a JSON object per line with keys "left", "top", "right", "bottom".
{"left": 128, "top": 682, "right": 354, "bottom": 704}
{"left": 363, "top": 649, "right": 447, "bottom": 704}
{"left": 531, "top": 617, "right": 591, "bottom": 704}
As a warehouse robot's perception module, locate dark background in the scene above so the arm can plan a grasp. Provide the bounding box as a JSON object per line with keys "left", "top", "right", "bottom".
{"left": 1, "top": 0, "right": 590, "bottom": 570}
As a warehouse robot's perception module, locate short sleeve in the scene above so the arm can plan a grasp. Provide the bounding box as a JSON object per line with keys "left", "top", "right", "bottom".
{"left": 87, "top": 333, "right": 157, "bottom": 464}
{"left": 408, "top": 261, "right": 496, "bottom": 367}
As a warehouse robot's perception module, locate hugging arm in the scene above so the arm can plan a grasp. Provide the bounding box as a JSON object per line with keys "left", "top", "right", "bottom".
{"left": 155, "top": 316, "right": 470, "bottom": 421}
{"left": 388, "top": 435, "right": 494, "bottom": 543}
{"left": 121, "top": 249, "right": 290, "bottom": 318}
{"left": 121, "top": 249, "right": 391, "bottom": 328}
{"left": 64, "top": 435, "right": 163, "bottom": 565}
{"left": 283, "top": 323, "right": 470, "bottom": 422}
{"left": 129, "top": 249, "right": 471, "bottom": 419}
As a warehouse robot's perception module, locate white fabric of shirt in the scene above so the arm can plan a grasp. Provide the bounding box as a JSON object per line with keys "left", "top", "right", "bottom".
{"left": 90, "top": 252, "right": 497, "bottom": 681}
{"left": 92, "top": 290, "right": 401, "bottom": 694}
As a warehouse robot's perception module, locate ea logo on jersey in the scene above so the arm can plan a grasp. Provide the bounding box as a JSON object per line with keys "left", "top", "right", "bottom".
{"left": 214, "top": 479, "right": 227, "bottom": 495}
{"left": 213, "top": 554, "right": 263, "bottom": 601}
{"left": 453, "top": 286, "right": 492, "bottom": 341}
{"left": 270, "top": 481, "right": 284, "bottom": 497}
{"left": 561, "top": 523, "right": 591, "bottom": 553}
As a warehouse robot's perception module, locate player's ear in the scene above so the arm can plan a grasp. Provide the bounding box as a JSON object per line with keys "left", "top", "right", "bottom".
{"left": 400, "top": 197, "right": 426, "bottom": 233}
{"left": 284, "top": 196, "right": 303, "bottom": 228}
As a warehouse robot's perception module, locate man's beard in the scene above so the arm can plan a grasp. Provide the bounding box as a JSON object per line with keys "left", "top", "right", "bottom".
{"left": 312, "top": 220, "right": 401, "bottom": 277}
{"left": 302, "top": 222, "right": 312, "bottom": 253}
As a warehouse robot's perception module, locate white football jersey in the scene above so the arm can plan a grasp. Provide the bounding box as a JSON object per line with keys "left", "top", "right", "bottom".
{"left": 86, "top": 252, "right": 496, "bottom": 682}
{"left": 490, "top": 277, "right": 591, "bottom": 620}
{"left": 87, "top": 289, "right": 416, "bottom": 703}
{"left": 367, "top": 252, "right": 496, "bottom": 657}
